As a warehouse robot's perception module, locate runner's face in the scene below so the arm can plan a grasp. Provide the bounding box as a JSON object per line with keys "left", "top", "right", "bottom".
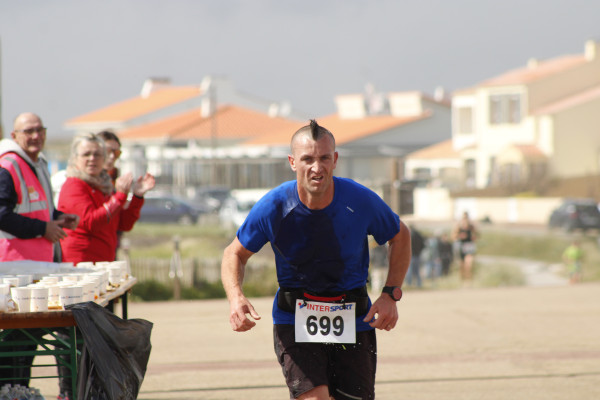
{"left": 289, "top": 134, "right": 338, "bottom": 203}
{"left": 75, "top": 140, "right": 105, "bottom": 177}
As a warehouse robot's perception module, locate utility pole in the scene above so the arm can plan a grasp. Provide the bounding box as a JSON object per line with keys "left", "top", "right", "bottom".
{"left": 210, "top": 83, "right": 218, "bottom": 185}
{"left": 169, "top": 235, "right": 184, "bottom": 300}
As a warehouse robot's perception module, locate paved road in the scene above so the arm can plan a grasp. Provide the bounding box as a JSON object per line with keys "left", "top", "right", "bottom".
{"left": 33, "top": 282, "right": 600, "bottom": 399}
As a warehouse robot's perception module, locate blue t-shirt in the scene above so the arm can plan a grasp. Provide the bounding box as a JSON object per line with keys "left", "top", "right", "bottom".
{"left": 237, "top": 176, "right": 401, "bottom": 331}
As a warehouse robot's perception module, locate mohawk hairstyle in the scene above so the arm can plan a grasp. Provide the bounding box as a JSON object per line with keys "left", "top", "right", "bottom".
{"left": 309, "top": 119, "right": 320, "bottom": 140}
{"left": 291, "top": 119, "right": 336, "bottom": 151}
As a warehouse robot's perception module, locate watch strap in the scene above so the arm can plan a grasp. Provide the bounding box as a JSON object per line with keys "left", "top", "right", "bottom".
{"left": 382, "top": 286, "right": 402, "bottom": 301}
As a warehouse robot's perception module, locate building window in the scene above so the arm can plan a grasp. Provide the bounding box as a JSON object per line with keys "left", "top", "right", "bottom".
{"left": 465, "top": 159, "right": 476, "bottom": 188}
{"left": 413, "top": 168, "right": 431, "bottom": 179}
{"left": 457, "top": 107, "right": 473, "bottom": 134}
{"left": 489, "top": 94, "right": 521, "bottom": 125}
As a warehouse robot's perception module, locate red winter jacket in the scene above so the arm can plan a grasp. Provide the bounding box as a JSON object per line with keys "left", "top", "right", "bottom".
{"left": 58, "top": 177, "right": 144, "bottom": 263}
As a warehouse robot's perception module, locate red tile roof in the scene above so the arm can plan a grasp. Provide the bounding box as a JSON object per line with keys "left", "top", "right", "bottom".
{"left": 454, "top": 54, "right": 587, "bottom": 94}
{"left": 245, "top": 112, "right": 432, "bottom": 146}
{"left": 406, "top": 139, "right": 459, "bottom": 160}
{"left": 118, "top": 105, "right": 302, "bottom": 142}
{"left": 481, "top": 55, "right": 586, "bottom": 87}
{"left": 533, "top": 84, "right": 600, "bottom": 115}
{"left": 65, "top": 86, "right": 203, "bottom": 125}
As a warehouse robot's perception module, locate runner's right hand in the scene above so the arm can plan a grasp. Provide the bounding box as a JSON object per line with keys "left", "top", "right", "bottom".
{"left": 229, "top": 297, "right": 261, "bottom": 332}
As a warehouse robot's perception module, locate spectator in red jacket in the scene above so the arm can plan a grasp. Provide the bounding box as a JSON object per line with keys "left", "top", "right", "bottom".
{"left": 58, "top": 133, "right": 155, "bottom": 263}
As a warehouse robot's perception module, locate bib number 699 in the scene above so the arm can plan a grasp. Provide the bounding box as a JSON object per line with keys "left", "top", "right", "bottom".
{"left": 294, "top": 300, "right": 356, "bottom": 343}
{"left": 306, "top": 315, "right": 344, "bottom": 336}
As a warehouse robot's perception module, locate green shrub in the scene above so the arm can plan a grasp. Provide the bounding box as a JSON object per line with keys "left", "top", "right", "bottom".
{"left": 131, "top": 280, "right": 173, "bottom": 301}
{"left": 182, "top": 280, "right": 227, "bottom": 299}
{"left": 475, "top": 263, "right": 526, "bottom": 287}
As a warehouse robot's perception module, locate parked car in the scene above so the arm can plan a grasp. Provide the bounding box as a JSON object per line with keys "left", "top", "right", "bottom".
{"left": 139, "top": 194, "right": 210, "bottom": 225}
{"left": 193, "top": 186, "right": 231, "bottom": 212}
{"left": 219, "top": 197, "right": 256, "bottom": 228}
{"left": 218, "top": 188, "right": 270, "bottom": 228}
{"left": 548, "top": 199, "right": 600, "bottom": 232}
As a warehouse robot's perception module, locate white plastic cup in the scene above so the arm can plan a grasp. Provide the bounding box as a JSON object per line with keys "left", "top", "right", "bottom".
{"left": 0, "top": 283, "right": 9, "bottom": 296}
{"left": 3, "top": 277, "right": 20, "bottom": 287}
{"left": 80, "top": 282, "right": 96, "bottom": 302}
{"left": 76, "top": 262, "right": 94, "bottom": 269}
{"left": 11, "top": 287, "right": 32, "bottom": 312}
{"left": 40, "top": 276, "right": 60, "bottom": 285}
{"left": 108, "top": 266, "right": 122, "bottom": 286}
{"left": 16, "top": 274, "right": 33, "bottom": 286}
{"left": 30, "top": 287, "right": 49, "bottom": 312}
{"left": 60, "top": 262, "right": 75, "bottom": 269}
{"left": 90, "top": 272, "right": 108, "bottom": 295}
{"left": 47, "top": 285, "right": 61, "bottom": 307}
{"left": 59, "top": 286, "right": 83, "bottom": 308}
{"left": 63, "top": 275, "right": 80, "bottom": 284}
{"left": 0, "top": 284, "right": 10, "bottom": 312}
{"left": 112, "top": 260, "right": 129, "bottom": 280}
{"left": 81, "top": 277, "right": 101, "bottom": 300}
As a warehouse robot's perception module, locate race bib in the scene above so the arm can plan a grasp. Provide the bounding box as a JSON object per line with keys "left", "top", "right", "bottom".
{"left": 295, "top": 300, "right": 356, "bottom": 344}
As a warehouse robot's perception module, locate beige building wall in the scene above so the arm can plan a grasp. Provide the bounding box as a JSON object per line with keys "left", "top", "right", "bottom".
{"left": 528, "top": 58, "right": 600, "bottom": 111}
{"left": 413, "top": 187, "right": 563, "bottom": 224}
{"left": 549, "top": 98, "right": 600, "bottom": 178}
{"left": 336, "top": 157, "right": 395, "bottom": 186}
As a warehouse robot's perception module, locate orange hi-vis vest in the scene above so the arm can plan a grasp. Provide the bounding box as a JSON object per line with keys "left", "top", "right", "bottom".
{"left": 0, "top": 153, "right": 53, "bottom": 261}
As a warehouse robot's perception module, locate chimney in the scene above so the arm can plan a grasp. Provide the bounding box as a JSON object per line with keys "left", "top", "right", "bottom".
{"left": 434, "top": 86, "right": 445, "bottom": 102}
{"left": 388, "top": 92, "right": 423, "bottom": 117}
{"left": 201, "top": 77, "right": 217, "bottom": 118}
{"left": 585, "top": 39, "right": 599, "bottom": 61}
{"left": 527, "top": 58, "right": 539, "bottom": 69}
{"left": 335, "top": 94, "right": 367, "bottom": 119}
{"left": 201, "top": 96, "right": 216, "bottom": 118}
{"left": 140, "top": 77, "right": 171, "bottom": 98}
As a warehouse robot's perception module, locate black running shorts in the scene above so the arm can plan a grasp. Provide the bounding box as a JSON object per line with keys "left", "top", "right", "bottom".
{"left": 273, "top": 324, "right": 377, "bottom": 399}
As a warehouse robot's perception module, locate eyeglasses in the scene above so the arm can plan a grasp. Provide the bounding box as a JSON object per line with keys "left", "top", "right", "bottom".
{"left": 15, "top": 127, "right": 47, "bottom": 135}
{"left": 78, "top": 151, "right": 104, "bottom": 159}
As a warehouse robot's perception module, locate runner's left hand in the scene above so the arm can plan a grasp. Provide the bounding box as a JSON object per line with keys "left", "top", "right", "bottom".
{"left": 363, "top": 295, "right": 398, "bottom": 331}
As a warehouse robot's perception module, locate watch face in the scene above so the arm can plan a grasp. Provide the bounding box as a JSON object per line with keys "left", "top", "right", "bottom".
{"left": 392, "top": 287, "right": 402, "bottom": 301}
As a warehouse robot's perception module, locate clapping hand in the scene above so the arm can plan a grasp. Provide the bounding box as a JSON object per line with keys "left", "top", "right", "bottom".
{"left": 115, "top": 173, "right": 133, "bottom": 194}
{"left": 133, "top": 173, "right": 156, "bottom": 197}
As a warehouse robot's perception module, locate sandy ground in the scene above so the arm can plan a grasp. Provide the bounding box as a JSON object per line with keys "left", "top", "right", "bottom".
{"left": 31, "top": 281, "right": 600, "bottom": 400}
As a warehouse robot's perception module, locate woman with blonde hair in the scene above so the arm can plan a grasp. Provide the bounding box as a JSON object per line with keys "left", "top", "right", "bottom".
{"left": 58, "top": 133, "right": 154, "bottom": 263}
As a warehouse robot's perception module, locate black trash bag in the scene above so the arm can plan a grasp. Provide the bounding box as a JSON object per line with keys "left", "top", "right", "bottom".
{"left": 66, "top": 302, "right": 153, "bottom": 400}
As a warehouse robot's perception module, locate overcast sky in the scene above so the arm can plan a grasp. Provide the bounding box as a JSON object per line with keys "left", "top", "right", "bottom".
{"left": 1, "top": 0, "right": 599, "bottom": 139}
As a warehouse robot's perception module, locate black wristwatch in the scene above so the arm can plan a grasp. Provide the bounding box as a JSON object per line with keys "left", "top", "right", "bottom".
{"left": 382, "top": 286, "right": 403, "bottom": 301}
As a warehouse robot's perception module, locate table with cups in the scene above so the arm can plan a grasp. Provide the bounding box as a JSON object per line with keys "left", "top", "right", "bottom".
{"left": 0, "top": 260, "right": 136, "bottom": 399}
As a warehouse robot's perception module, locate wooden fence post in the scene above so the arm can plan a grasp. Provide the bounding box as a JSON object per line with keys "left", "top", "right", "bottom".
{"left": 169, "top": 235, "right": 183, "bottom": 300}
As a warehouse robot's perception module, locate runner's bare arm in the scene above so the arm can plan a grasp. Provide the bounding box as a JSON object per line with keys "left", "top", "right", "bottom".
{"left": 364, "top": 220, "right": 411, "bottom": 330}
{"left": 221, "top": 237, "right": 261, "bottom": 332}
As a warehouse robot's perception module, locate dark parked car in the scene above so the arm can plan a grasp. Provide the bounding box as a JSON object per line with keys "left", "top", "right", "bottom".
{"left": 193, "top": 186, "right": 231, "bottom": 212}
{"left": 139, "top": 194, "right": 210, "bottom": 225}
{"left": 548, "top": 199, "right": 600, "bottom": 232}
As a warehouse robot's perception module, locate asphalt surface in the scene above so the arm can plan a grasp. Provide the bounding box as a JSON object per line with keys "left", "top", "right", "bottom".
{"left": 32, "top": 281, "right": 600, "bottom": 399}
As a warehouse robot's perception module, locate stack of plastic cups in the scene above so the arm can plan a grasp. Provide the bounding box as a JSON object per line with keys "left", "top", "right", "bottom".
{"left": 112, "top": 260, "right": 130, "bottom": 281}
{"left": 80, "top": 275, "right": 102, "bottom": 301}
{"left": 0, "top": 283, "right": 12, "bottom": 312}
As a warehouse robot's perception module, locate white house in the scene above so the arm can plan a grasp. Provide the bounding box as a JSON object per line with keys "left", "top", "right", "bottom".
{"left": 451, "top": 39, "right": 600, "bottom": 190}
